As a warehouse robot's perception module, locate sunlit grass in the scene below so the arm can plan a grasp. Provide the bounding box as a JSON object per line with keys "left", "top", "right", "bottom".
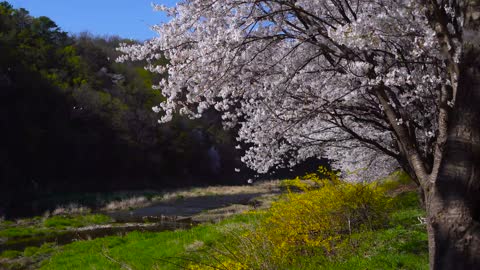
{"left": 43, "top": 214, "right": 111, "bottom": 229}
{"left": 2, "top": 171, "right": 428, "bottom": 270}
{"left": 38, "top": 172, "right": 428, "bottom": 270}
{"left": 40, "top": 214, "right": 260, "bottom": 270}
{"left": 0, "top": 214, "right": 112, "bottom": 239}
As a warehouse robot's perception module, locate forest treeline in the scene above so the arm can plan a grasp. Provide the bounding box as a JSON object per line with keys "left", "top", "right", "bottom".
{"left": 0, "top": 2, "right": 250, "bottom": 217}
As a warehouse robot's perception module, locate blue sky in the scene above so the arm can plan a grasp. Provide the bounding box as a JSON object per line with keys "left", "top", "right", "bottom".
{"left": 8, "top": 0, "right": 178, "bottom": 41}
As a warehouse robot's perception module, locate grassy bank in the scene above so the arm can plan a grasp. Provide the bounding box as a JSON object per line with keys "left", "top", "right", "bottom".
{"left": 39, "top": 214, "right": 260, "bottom": 270}
{"left": 0, "top": 181, "right": 282, "bottom": 269}
{"left": 0, "top": 214, "right": 112, "bottom": 240}
{"left": 0, "top": 214, "right": 113, "bottom": 269}
{"left": 1, "top": 171, "right": 428, "bottom": 269}
{"left": 32, "top": 171, "right": 427, "bottom": 270}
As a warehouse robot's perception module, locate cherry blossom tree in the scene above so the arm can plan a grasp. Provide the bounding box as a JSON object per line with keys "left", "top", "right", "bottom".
{"left": 118, "top": 0, "right": 480, "bottom": 268}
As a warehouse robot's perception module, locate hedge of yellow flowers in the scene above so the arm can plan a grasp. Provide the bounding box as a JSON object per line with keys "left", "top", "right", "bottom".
{"left": 263, "top": 167, "right": 392, "bottom": 257}
{"left": 188, "top": 167, "right": 392, "bottom": 269}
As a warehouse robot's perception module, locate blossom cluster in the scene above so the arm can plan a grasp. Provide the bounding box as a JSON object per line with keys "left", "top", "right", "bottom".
{"left": 118, "top": 0, "right": 447, "bottom": 181}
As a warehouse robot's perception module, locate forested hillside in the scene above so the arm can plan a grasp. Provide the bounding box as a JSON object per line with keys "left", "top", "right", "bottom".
{"left": 0, "top": 2, "right": 248, "bottom": 218}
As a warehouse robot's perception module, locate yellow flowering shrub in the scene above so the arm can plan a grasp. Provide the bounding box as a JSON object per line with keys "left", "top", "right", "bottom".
{"left": 187, "top": 259, "right": 248, "bottom": 270}
{"left": 281, "top": 166, "right": 339, "bottom": 192}
{"left": 188, "top": 167, "right": 392, "bottom": 269}
{"left": 258, "top": 166, "right": 392, "bottom": 259}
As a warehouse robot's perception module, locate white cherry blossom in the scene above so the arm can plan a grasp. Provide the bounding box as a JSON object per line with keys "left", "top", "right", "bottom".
{"left": 118, "top": 0, "right": 448, "bottom": 181}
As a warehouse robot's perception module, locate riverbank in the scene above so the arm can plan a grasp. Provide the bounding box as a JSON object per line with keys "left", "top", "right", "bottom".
{"left": 1, "top": 172, "right": 428, "bottom": 269}
{"left": 41, "top": 172, "right": 427, "bottom": 270}
{"left": 107, "top": 180, "right": 281, "bottom": 223}
{"left": 0, "top": 181, "right": 282, "bottom": 269}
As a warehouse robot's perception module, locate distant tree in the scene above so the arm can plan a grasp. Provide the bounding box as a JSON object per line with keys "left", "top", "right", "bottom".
{"left": 120, "top": 0, "right": 480, "bottom": 268}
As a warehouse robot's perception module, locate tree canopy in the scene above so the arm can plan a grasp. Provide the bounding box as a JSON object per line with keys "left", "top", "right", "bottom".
{"left": 119, "top": 0, "right": 449, "bottom": 182}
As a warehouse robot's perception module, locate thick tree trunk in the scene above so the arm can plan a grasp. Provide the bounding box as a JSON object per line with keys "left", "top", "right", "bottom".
{"left": 426, "top": 188, "right": 480, "bottom": 269}
{"left": 425, "top": 22, "right": 480, "bottom": 269}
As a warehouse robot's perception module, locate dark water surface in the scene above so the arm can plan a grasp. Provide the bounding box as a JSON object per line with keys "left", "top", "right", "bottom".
{"left": 108, "top": 192, "right": 264, "bottom": 222}
{"left": 1, "top": 192, "right": 266, "bottom": 252}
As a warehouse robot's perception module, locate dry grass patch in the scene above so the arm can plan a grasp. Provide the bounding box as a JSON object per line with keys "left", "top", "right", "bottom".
{"left": 156, "top": 180, "right": 282, "bottom": 202}
{"left": 102, "top": 196, "right": 149, "bottom": 211}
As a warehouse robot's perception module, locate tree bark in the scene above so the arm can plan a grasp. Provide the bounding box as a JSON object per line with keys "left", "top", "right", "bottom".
{"left": 425, "top": 18, "right": 480, "bottom": 269}
{"left": 426, "top": 186, "right": 480, "bottom": 270}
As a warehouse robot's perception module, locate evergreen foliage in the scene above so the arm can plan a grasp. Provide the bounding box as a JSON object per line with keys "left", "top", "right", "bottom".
{"left": 0, "top": 2, "right": 244, "bottom": 218}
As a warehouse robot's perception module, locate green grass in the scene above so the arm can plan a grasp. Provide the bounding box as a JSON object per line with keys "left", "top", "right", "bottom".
{"left": 0, "top": 227, "right": 47, "bottom": 239}
{"left": 315, "top": 224, "right": 428, "bottom": 270}
{"left": 20, "top": 243, "right": 57, "bottom": 259}
{"left": 43, "top": 214, "right": 111, "bottom": 229}
{"left": 39, "top": 192, "right": 427, "bottom": 270}
{"left": 379, "top": 170, "right": 415, "bottom": 191}
{"left": 391, "top": 191, "right": 422, "bottom": 209}
{"left": 4, "top": 174, "right": 428, "bottom": 270}
{"left": 0, "top": 214, "right": 114, "bottom": 269}
{"left": 0, "top": 220, "right": 15, "bottom": 226}
{"left": 0, "top": 214, "right": 112, "bottom": 240}
{"left": 0, "top": 250, "right": 23, "bottom": 259}
{"left": 0, "top": 243, "right": 59, "bottom": 270}
{"left": 40, "top": 214, "right": 259, "bottom": 270}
